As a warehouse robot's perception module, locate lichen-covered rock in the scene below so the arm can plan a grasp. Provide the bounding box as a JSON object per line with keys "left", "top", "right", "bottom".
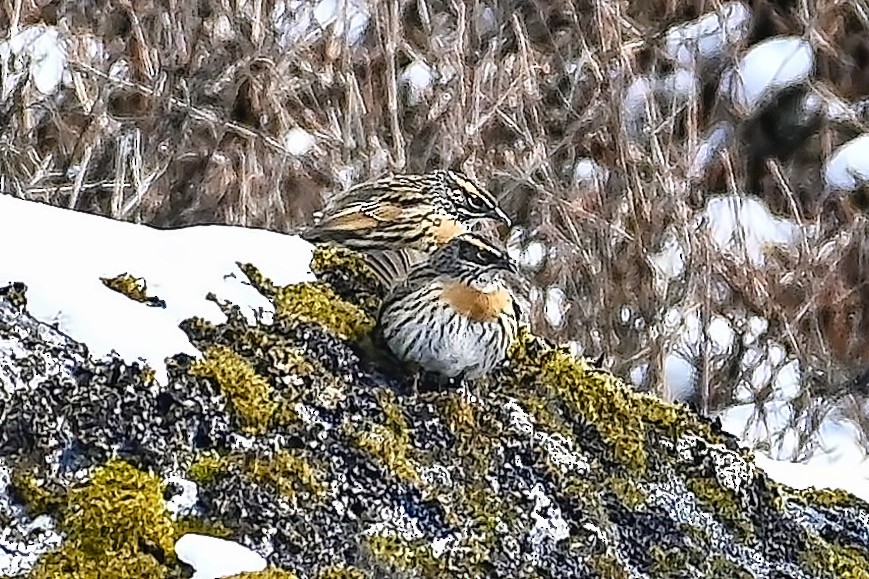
{"left": 0, "top": 253, "right": 867, "bottom": 578}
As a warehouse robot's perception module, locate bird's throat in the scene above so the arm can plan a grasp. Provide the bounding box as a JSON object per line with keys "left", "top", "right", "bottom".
{"left": 441, "top": 281, "right": 512, "bottom": 322}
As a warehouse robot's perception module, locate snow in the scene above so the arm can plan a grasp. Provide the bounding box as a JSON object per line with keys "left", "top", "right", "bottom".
{"left": 823, "top": 133, "right": 869, "bottom": 193}
{"left": 174, "top": 533, "right": 267, "bottom": 579}
{"left": 688, "top": 121, "right": 734, "bottom": 180}
{"left": 702, "top": 194, "right": 800, "bottom": 267}
{"left": 0, "top": 25, "right": 67, "bottom": 98}
{"left": 400, "top": 60, "right": 435, "bottom": 106}
{"left": 719, "top": 36, "right": 814, "bottom": 117}
{"left": 283, "top": 127, "right": 316, "bottom": 156}
{"left": 272, "top": 0, "right": 369, "bottom": 48}
{"left": 664, "top": 2, "right": 752, "bottom": 72}
{"left": 622, "top": 70, "right": 698, "bottom": 140}
{"left": 722, "top": 403, "right": 869, "bottom": 503}
{"left": 573, "top": 158, "right": 609, "bottom": 189}
{"left": 622, "top": 69, "right": 699, "bottom": 140}
{"left": 544, "top": 286, "right": 567, "bottom": 329}
{"left": 0, "top": 195, "right": 316, "bottom": 384}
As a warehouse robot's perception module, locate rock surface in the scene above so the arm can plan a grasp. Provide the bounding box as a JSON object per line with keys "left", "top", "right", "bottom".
{"left": 0, "top": 253, "right": 867, "bottom": 579}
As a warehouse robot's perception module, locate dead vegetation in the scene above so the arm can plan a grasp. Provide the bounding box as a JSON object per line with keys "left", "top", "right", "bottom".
{"left": 3, "top": 0, "right": 869, "bottom": 460}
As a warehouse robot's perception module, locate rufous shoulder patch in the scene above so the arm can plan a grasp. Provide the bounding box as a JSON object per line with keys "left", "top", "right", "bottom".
{"left": 319, "top": 212, "right": 379, "bottom": 231}
{"left": 431, "top": 218, "right": 467, "bottom": 245}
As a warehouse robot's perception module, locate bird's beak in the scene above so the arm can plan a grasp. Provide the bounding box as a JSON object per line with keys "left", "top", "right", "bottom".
{"left": 503, "top": 255, "right": 519, "bottom": 274}
{"left": 494, "top": 206, "right": 512, "bottom": 228}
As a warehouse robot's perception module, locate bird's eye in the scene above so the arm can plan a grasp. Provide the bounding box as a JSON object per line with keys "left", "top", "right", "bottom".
{"left": 464, "top": 193, "right": 489, "bottom": 212}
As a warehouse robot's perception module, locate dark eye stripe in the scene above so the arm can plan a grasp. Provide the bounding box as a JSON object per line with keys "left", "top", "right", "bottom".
{"left": 448, "top": 171, "right": 498, "bottom": 207}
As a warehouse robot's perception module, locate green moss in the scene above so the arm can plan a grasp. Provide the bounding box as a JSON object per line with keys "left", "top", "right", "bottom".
{"left": 188, "top": 451, "right": 230, "bottom": 484}
{"left": 30, "top": 460, "right": 176, "bottom": 579}
{"left": 794, "top": 487, "right": 869, "bottom": 511}
{"left": 188, "top": 449, "right": 326, "bottom": 507}
{"left": 649, "top": 545, "right": 689, "bottom": 575}
{"left": 238, "top": 260, "right": 373, "bottom": 341}
{"left": 100, "top": 273, "right": 164, "bottom": 307}
{"left": 33, "top": 545, "right": 168, "bottom": 578}
{"left": 607, "top": 476, "right": 646, "bottom": 509}
{"left": 803, "top": 535, "right": 869, "bottom": 579}
{"left": 702, "top": 554, "right": 752, "bottom": 579}
{"left": 316, "top": 564, "right": 370, "bottom": 579}
{"left": 310, "top": 245, "right": 381, "bottom": 288}
{"left": 101, "top": 273, "right": 149, "bottom": 302}
{"left": 376, "top": 389, "right": 410, "bottom": 446}
{"left": 346, "top": 388, "right": 420, "bottom": 484}
{"left": 506, "top": 330, "right": 719, "bottom": 475}
{"left": 347, "top": 421, "right": 420, "bottom": 484}
{"left": 685, "top": 477, "right": 753, "bottom": 540}
{"left": 507, "top": 330, "right": 648, "bottom": 471}
{"left": 245, "top": 450, "right": 327, "bottom": 506}
{"left": 272, "top": 282, "right": 373, "bottom": 341}
{"left": 587, "top": 554, "right": 629, "bottom": 578}
{"left": 436, "top": 391, "right": 478, "bottom": 436}
{"left": 190, "top": 345, "right": 277, "bottom": 433}
{"left": 363, "top": 533, "right": 441, "bottom": 576}
{"left": 227, "top": 569, "right": 299, "bottom": 579}
{"left": 174, "top": 516, "right": 233, "bottom": 539}
{"left": 9, "top": 468, "right": 63, "bottom": 517}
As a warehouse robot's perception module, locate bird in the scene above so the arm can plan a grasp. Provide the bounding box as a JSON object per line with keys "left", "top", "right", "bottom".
{"left": 377, "top": 231, "right": 521, "bottom": 383}
{"left": 302, "top": 170, "right": 512, "bottom": 287}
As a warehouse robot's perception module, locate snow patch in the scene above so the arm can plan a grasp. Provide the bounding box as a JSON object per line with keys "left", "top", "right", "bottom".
{"left": 283, "top": 127, "right": 316, "bottom": 156}
{"left": 720, "top": 36, "right": 814, "bottom": 117}
{"left": 272, "top": 0, "right": 369, "bottom": 48}
{"left": 663, "top": 2, "right": 752, "bottom": 72}
{"left": 824, "top": 133, "right": 869, "bottom": 193}
{"left": 0, "top": 196, "right": 316, "bottom": 384}
{"left": 703, "top": 194, "right": 800, "bottom": 267}
{"left": 400, "top": 59, "right": 435, "bottom": 106}
{"left": 175, "top": 533, "right": 267, "bottom": 579}
{"left": 0, "top": 25, "right": 67, "bottom": 98}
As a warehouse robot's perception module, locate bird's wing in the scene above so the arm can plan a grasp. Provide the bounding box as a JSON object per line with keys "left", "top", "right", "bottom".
{"left": 315, "top": 200, "right": 404, "bottom": 232}
{"left": 362, "top": 248, "right": 426, "bottom": 291}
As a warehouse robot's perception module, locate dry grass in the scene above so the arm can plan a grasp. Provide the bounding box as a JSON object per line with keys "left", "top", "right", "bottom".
{"left": 3, "top": 0, "right": 869, "bottom": 459}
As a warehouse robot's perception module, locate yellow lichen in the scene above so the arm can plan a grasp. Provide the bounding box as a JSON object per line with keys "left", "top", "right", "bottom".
{"left": 30, "top": 460, "right": 176, "bottom": 579}
{"left": 363, "top": 533, "right": 441, "bottom": 576}
{"left": 245, "top": 450, "right": 327, "bottom": 506}
{"left": 316, "top": 564, "right": 370, "bottom": 579}
{"left": 227, "top": 569, "right": 299, "bottom": 579}
{"left": 803, "top": 535, "right": 869, "bottom": 579}
{"left": 506, "top": 329, "right": 719, "bottom": 474}
{"left": 347, "top": 421, "right": 420, "bottom": 484}
{"left": 272, "top": 282, "right": 373, "bottom": 341}
{"left": 190, "top": 345, "right": 277, "bottom": 434}
{"left": 100, "top": 273, "right": 164, "bottom": 307}
{"left": 685, "top": 477, "right": 753, "bottom": 540}
{"left": 507, "top": 329, "right": 648, "bottom": 471}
